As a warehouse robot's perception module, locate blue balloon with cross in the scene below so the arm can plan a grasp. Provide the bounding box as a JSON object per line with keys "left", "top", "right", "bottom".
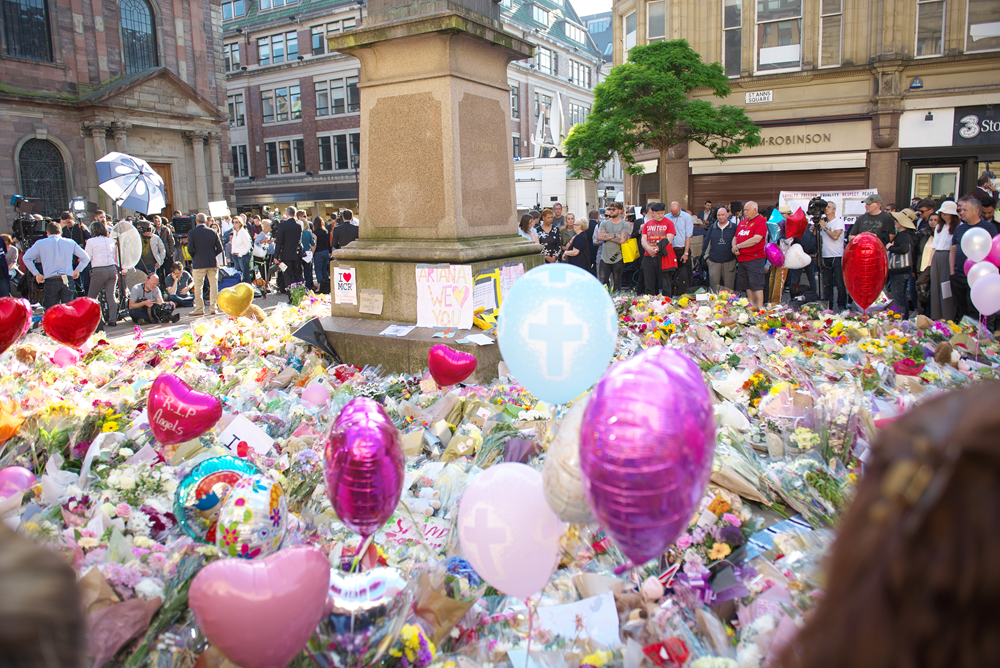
{"left": 497, "top": 263, "right": 618, "bottom": 405}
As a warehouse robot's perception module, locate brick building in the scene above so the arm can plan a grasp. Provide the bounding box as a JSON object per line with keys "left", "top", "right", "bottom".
{"left": 223, "top": 0, "right": 618, "bottom": 218}
{"left": 0, "top": 0, "right": 230, "bottom": 232}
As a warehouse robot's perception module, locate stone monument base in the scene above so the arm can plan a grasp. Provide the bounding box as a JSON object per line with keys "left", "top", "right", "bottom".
{"left": 319, "top": 315, "right": 504, "bottom": 380}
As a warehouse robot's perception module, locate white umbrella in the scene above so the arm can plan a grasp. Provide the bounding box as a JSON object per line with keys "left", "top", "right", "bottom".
{"left": 95, "top": 152, "right": 166, "bottom": 215}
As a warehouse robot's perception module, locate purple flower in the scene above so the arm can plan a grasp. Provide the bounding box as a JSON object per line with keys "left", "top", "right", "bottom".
{"left": 691, "top": 527, "right": 707, "bottom": 544}
{"left": 719, "top": 525, "right": 745, "bottom": 547}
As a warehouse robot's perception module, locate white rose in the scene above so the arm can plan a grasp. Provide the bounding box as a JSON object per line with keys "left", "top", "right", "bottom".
{"left": 696, "top": 306, "right": 712, "bottom": 320}
{"left": 738, "top": 313, "right": 749, "bottom": 324}
{"left": 134, "top": 578, "right": 165, "bottom": 601}
{"left": 118, "top": 472, "right": 137, "bottom": 490}
{"left": 107, "top": 471, "right": 121, "bottom": 488}
{"left": 118, "top": 447, "right": 135, "bottom": 459}
{"left": 163, "top": 479, "right": 178, "bottom": 495}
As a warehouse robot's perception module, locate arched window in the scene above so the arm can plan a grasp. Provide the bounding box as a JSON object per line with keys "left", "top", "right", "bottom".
{"left": 120, "top": 0, "right": 157, "bottom": 75}
{"left": 2, "top": 0, "right": 53, "bottom": 61}
{"left": 18, "top": 139, "right": 67, "bottom": 219}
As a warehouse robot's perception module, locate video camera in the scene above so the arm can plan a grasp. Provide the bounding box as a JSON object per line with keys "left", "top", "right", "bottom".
{"left": 806, "top": 196, "right": 828, "bottom": 225}
{"left": 9, "top": 195, "right": 45, "bottom": 246}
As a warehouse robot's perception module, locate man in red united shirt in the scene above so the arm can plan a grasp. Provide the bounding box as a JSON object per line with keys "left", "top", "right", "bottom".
{"left": 641, "top": 202, "right": 676, "bottom": 296}
{"left": 733, "top": 200, "right": 768, "bottom": 308}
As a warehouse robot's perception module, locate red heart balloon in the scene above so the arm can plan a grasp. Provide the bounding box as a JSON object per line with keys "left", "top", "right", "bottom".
{"left": 42, "top": 297, "right": 101, "bottom": 348}
{"left": 147, "top": 374, "right": 223, "bottom": 445}
{"left": 785, "top": 208, "right": 808, "bottom": 240}
{"left": 427, "top": 344, "right": 477, "bottom": 386}
{"left": 189, "top": 546, "right": 330, "bottom": 668}
{"left": 843, "top": 232, "right": 888, "bottom": 311}
{"left": 0, "top": 297, "right": 31, "bottom": 355}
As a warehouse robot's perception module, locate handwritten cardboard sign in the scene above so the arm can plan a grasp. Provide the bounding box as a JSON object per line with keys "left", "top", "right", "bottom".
{"left": 359, "top": 289, "right": 384, "bottom": 315}
{"left": 218, "top": 415, "right": 274, "bottom": 457}
{"left": 379, "top": 513, "right": 451, "bottom": 554}
{"left": 334, "top": 266, "right": 357, "bottom": 305}
{"left": 416, "top": 264, "right": 473, "bottom": 329}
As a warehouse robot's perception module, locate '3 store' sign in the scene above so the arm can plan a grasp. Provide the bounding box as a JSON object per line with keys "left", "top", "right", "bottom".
{"left": 954, "top": 105, "right": 1000, "bottom": 146}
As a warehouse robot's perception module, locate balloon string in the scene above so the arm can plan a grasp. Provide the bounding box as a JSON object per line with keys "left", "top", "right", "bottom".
{"left": 976, "top": 314, "right": 987, "bottom": 361}
{"left": 524, "top": 597, "right": 535, "bottom": 668}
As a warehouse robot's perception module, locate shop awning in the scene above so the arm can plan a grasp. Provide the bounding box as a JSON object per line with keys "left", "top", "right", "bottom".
{"left": 689, "top": 152, "right": 868, "bottom": 175}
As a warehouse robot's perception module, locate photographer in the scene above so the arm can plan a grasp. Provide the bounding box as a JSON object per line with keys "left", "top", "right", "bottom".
{"left": 818, "top": 200, "right": 848, "bottom": 310}
{"left": 788, "top": 198, "right": 823, "bottom": 301}
{"left": 128, "top": 274, "right": 179, "bottom": 325}
{"left": 136, "top": 220, "right": 166, "bottom": 278}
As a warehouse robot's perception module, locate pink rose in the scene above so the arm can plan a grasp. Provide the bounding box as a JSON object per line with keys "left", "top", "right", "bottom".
{"left": 722, "top": 513, "right": 742, "bottom": 527}
{"left": 676, "top": 534, "right": 693, "bottom": 550}
{"left": 115, "top": 503, "right": 132, "bottom": 519}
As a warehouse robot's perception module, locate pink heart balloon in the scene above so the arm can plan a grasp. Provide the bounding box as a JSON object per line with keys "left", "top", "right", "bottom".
{"left": 0, "top": 297, "right": 31, "bottom": 356}
{"left": 0, "top": 466, "right": 35, "bottom": 500}
{"left": 189, "top": 546, "right": 330, "bottom": 668}
{"left": 427, "top": 344, "right": 477, "bottom": 386}
{"left": 147, "top": 374, "right": 223, "bottom": 445}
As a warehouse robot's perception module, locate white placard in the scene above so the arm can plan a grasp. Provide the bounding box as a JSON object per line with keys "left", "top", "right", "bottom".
{"left": 745, "top": 90, "right": 773, "bottom": 104}
{"left": 758, "top": 44, "right": 800, "bottom": 66}
{"left": 536, "top": 591, "right": 622, "bottom": 649}
{"left": 219, "top": 414, "right": 274, "bottom": 457}
{"left": 333, "top": 266, "right": 357, "bottom": 305}
{"left": 778, "top": 189, "right": 878, "bottom": 228}
{"left": 415, "top": 264, "right": 474, "bottom": 329}
{"left": 208, "top": 200, "right": 231, "bottom": 218}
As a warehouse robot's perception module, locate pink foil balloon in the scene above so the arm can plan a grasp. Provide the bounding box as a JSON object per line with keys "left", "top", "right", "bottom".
{"left": 0, "top": 297, "right": 30, "bottom": 356}
{"left": 0, "top": 466, "right": 35, "bottom": 500}
{"left": 458, "top": 463, "right": 565, "bottom": 599}
{"left": 301, "top": 383, "right": 331, "bottom": 407}
{"left": 765, "top": 242, "right": 784, "bottom": 267}
{"left": 189, "top": 546, "right": 330, "bottom": 668}
{"left": 323, "top": 397, "right": 404, "bottom": 539}
{"left": 580, "top": 348, "right": 715, "bottom": 566}
{"left": 51, "top": 346, "right": 81, "bottom": 368}
{"left": 843, "top": 232, "right": 888, "bottom": 311}
{"left": 146, "top": 374, "right": 223, "bottom": 445}
{"left": 427, "top": 344, "right": 477, "bottom": 386}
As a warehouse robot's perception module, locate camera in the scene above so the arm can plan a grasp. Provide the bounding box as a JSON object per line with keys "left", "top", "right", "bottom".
{"left": 806, "top": 197, "right": 828, "bottom": 224}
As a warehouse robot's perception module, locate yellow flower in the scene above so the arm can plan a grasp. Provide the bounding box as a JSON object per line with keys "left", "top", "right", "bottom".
{"left": 102, "top": 422, "right": 119, "bottom": 433}
{"left": 678, "top": 297, "right": 690, "bottom": 307}
{"left": 709, "top": 542, "right": 732, "bottom": 560}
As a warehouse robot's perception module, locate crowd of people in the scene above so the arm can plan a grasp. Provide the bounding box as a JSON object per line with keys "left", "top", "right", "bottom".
{"left": 2, "top": 205, "right": 362, "bottom": 327}
{"left": 526, "top": 172, "right": 1000, "bottom": 324}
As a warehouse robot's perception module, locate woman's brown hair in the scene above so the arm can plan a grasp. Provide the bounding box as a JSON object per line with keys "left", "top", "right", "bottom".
{"left": 0, "top": 525, "right": 85, "bottom": 668}
{"left": 519, "top": 214, "right": 533, "bottom": 232}
{"left": 936, "top": 212, "right": 959, "bottom": 235}
{"left": 777, "top": 383, "right": 1000, "bottom": 668}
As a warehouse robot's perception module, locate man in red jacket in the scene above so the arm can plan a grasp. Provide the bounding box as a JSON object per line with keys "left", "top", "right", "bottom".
{"left": 733, "top": 200, "right": 768, "bottom": 309}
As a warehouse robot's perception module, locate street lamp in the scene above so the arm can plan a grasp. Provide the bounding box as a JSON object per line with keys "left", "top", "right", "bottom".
{"left": 351, "top": 149, "right": 360, "bottom": 209}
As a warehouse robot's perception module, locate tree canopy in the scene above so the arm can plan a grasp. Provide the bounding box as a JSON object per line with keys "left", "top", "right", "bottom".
{"left": 564, "top": 39, "right": 762, "bottom": 201}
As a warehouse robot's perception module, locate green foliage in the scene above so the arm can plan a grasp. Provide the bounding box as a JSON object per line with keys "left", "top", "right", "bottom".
{"left": 564, "top": 39, "right": 762, "bottom": 179}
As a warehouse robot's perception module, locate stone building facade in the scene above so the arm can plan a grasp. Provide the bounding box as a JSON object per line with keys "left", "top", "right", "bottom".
{"left": 609, "top": 0, "right": 1000, "bottom": 210}
{"left": 0, "top": 0, "right": 230, "bottom": 232}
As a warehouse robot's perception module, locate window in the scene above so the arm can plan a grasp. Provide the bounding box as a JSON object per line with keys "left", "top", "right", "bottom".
{"left": 311, "top": 18, "right": 356, "bottom": 54}
{"left": 967, "top": 0, "right": 1000, "bottom": 52}
{"left": 723, "top": 0, "right": 741, "bottom": 76}
{"left": 318, "top": 133, "right": 360, "bottom": 171}
{"left": 916, "top": 0, "right": 945, "bottom": 57}
{"left": 258, "top": 31, "right": 296, "bottom": 66}
{"left": 569, "top": 60, "right": 591, "bottom": 88}
{"left": 755, "top": 0, "right": 802, "bottom": 73}
{"left": 512, "top": 136, "right": 521, "bottom": 159}
{"left": 260, "top": 0, "right": 294, "bottom": 11}
{"left": 568, "top": 102, "right": 589, "bottom": 126}
{"left": 224, "top": 43, "right": 241, "bottom": 71}
{"left": 265, "top": 139, "right": 305, "bottom": 174}
{"left": 120, "top": 0, "right": 158, "bottom": 75}
{"left": 18, "top": 139, "right": 66, "bottom": 218}
{"left": 500, "top": 0, "right": 512, "bottom": 8}
{"left": 231, "top": 145, "right": 249, "bottom": 178}
{"left": 819, "top": 0, "right": 842, "bottom": 67}
{"left": 315, "top": 76, "right": 359, "bottom": 116}
{"left": 565, "top": 22, "right": 585, "bottom": 44}
{"left": 623, "top": 11, "right": 636, "bottom": 59}
{"left": 535, "top": 46, "right": 556, "bottom": 74}
{"left": 261, "top": 90, "right": 274, "bottom": 123}
{"left": 647, "top": 1, "right": 665, "bottom": 42}
{"left": 222, "top": 0, "right": 244, "bottom": 20}
{"left": 228, "top": 93, "right": 245, "bottom": 126}
{"left": 2, "top": 0, "right": 53, "bottom": 61}
{"left": 510, "top": 84, "right": 520, "bottom": 119}
{"left": 588, "top": 18, "right": 609, "bottom": 33}
{"left": 532, "top": 5, "right": 548, "bottom": 25}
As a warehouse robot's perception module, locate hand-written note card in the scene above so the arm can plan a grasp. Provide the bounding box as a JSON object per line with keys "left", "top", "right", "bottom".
{"left": 359, "top": 289, "right": 383, "bottom": 315}
{"left": 416, "top": 264, "right": 474, "bottom": 329}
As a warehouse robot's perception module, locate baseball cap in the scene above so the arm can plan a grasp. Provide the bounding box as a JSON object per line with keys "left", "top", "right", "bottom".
{"left": 863, "top": 194, "right": 883, "bottom": 205}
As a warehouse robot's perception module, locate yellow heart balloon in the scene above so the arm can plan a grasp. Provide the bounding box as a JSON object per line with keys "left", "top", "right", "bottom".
{"left": 217, "top": 283, "right": 254, "bottom": 318}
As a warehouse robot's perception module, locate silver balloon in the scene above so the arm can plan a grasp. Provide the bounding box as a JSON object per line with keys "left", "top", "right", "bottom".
{"left": 542, "top": 395, "right": 594, "bottom": 524}
{"left": 111, "top": 220, "right": 142, "bottom": 269}
{"left": 307, "top": 567, "right": 413, "bottom": 668}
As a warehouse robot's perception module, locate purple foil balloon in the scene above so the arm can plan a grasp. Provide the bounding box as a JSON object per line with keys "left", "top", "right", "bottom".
{"left": 765, "top": 242, "right": 784, "bottom": 267}
{"left": 580, "top": 348, "right": 715, "bottom": 566}
{"left": 0, "top": 466, "right": 35, "bottom": 500}
{"left": 323, "top": 397, "right": 405, "bottom": 539}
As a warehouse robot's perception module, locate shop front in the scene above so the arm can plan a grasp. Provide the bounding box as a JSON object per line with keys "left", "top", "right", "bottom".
{"left": 898, "top": 104, "right": 1000, "bottom": 206}
{"left": 686, "top": 119, "right": 873, "bottom": 211}
{"left": 235, "top": 188, "right": 360, "bottom": 220}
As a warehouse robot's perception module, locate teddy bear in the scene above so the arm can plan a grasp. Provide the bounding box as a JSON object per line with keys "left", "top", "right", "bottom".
{"left": 402, "top": 488, "right": 442, "bottom": 517}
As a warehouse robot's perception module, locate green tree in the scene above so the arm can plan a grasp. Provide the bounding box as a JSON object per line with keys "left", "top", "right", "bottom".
{"left": 564, "top": 39, "right": 762, "bottom": 204}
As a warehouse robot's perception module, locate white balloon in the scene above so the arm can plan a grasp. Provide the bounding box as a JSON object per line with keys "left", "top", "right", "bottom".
{"left": 961, "top": 226, "right": 993, "bottom": 263}
{"left": 968, "top": 260, "right": 1000, "bottom": 288}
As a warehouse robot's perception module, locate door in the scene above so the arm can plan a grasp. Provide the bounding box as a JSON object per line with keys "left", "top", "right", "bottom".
{"left": 911, "top": 166, "right": 961, "bottom": 202}
{"left": 147, "top": 162, "right": 173, "bottom": 216}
